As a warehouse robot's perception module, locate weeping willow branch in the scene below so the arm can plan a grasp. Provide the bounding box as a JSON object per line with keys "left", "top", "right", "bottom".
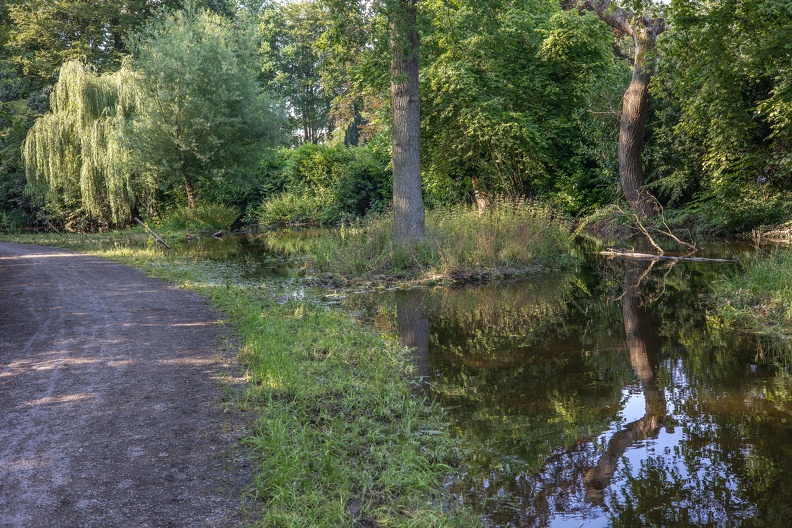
{"left": 22, "top": 61, "right": 139, "bottom": 226}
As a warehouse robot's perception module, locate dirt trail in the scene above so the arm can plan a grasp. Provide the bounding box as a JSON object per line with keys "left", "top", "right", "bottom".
{"left": 0, "top": 242, "right": 251, "bottom": 527}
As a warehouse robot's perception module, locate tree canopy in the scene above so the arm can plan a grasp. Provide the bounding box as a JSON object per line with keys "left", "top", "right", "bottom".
{"left": 21, "top": 6, "right": 285, "bottom": 225}
{"left": 4, "top": 0, "right": 792, "bottom": 232}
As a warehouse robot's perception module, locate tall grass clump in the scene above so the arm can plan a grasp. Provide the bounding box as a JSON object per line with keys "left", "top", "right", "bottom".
{"left": 712, "top": 249, "right": 792, "bottom": 336}
{"left": 428, "top": 199, "right": 573, "bottom": 272}
{"left": 312, "top": 214, "right": 399, "bottom": 276}
{"left": 155, "top": 203, "right": 240, "bottom": 232}
{"left": 313, "top": 199, "right": 574, "bottom": 279}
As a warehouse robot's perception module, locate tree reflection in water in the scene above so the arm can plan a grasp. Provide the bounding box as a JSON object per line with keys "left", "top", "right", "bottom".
{"left": 584, "top": 260, "right": 672, "bottom": 506}
{"left": 353, "top": 256, "right": 792, "bottom": 526}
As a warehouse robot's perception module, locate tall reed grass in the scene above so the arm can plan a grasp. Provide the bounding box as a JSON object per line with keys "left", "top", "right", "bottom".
{"left": 312, "top": 199, "right": 573, "bottom": 278}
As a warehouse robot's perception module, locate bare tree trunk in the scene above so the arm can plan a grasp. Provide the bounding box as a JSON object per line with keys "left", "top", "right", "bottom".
{"left": 391, "top": 0, "right": 425, "bottom": 248}
{"left": 583, "top": 0, "right": 664, "bottom": 217}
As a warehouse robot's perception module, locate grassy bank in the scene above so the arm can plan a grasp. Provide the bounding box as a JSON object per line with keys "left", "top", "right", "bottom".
{"left": 0, "top": 232, "right": 479, "bottom": 526}
{"left": 711, "top": 248, "right": 792, "bottom": 338}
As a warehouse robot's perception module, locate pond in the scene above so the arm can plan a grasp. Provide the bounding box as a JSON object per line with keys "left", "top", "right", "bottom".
{"left": 336, "top": 248, "right": 792, "bottom": 527}
{"left": 177, "top": 233, "right": 792, "bottom": 526}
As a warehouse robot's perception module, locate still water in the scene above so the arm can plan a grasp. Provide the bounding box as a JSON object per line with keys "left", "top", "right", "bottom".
{"left": 178, "top": 234, "right": 792, "bottom": 526}
{"left": 339, "top": 255, "right": 792, "bottom": 527}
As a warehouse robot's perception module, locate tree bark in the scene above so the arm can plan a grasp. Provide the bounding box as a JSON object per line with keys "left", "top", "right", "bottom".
{"left": 391, "top": 0, "right": 425, "bottom": 247}
{"left": 584, "top": 1, "right": 664, "bottom": 217}
{"left": 185, "top": 178, "right": 197, "bottom": 208}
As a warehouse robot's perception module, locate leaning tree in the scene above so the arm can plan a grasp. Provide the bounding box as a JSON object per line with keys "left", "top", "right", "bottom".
{"left": 574, "top": 0, "right": 665, "bottom": 217}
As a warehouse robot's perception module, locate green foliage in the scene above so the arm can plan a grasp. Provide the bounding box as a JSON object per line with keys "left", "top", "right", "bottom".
{"left": 313, "top": 200, "right": 574, "bottom": 278}
{"left": 257, "top": 142, "right": 392, "bottom": 225}
{"left": 648, "top": 0, "right": 792, "bottom": 230}
{"left": 5, "top": 0, "right": 175, "bottom": 82}
{"left": 129, "top": 6, "right": 286, "bottom": 207}
{"left": 0, "top": 231, "right": 479, "bottom": 526}
{"left": 155, "top": 203, "right": 240, "bottom": 232}
{"left": 428, "top": 199, "right": 574, "bottom": 271}
{"left": 259, "top": 192, "right": 334, "bottom": 225}
{"left": 258, "top": 0, "right": 334, "bottom": 144}
{"left": 420, "top": 1, "right": 623, "bottom": 212}
{"left": 22, "top": 61, "right": 138, "bottom": 225}
{"left": 20, "top": 6, "right": 287, "bottom": 227}
{"left": 712, "top": 248, "right": 792, "bottom": 336}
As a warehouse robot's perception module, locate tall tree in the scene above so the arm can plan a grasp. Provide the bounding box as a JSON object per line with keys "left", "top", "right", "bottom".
{"left": 322, "top": 0, "right": 424, "bottom": 247}
{"left": 390, "top": 0, "right": 424, "bottom": 246}
{"left": 129, "top": 7, "right": 285, "bottom": 208}
{"left": 5, "top": 0, "right": 182, "bottom": 82}
{"left": 576, "top": 0, "right": 665, "bottom": 217}
{"left": 421, "top": 0, "right": 621, "bottom": 211}
{"left": 22, "top": 61, "right": 137, "bottom": 225}
{"left": 259, "top": 0, "right": 333, "bottom": 144}
{"left": 2, "top": 0, "right": 185, "bottom": 226}
{"left": 648, "top": 0, "right": 792, "bottom": 229}
{"left": 22, "top": 6, "right": 286, "bottom": 224}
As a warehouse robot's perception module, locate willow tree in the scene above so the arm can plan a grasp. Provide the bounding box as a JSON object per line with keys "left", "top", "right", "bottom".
{"left": 22, "top": 61, "right": 139, "bottom": 225}
{"left": 129, "top": 7, "right": 284, "bottom": 208}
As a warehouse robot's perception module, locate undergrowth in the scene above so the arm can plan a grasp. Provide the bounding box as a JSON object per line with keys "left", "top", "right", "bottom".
{"left": 312, "top": 200, "right": 574, "bottom": 279}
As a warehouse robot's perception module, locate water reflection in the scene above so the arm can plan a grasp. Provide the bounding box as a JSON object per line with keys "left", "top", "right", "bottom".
{"left": 350, "top": 257, "right": 792, "bottom": 527}
{"left": 395, "top": 290, "right": 430, "bottom": 395}
{"left": 584, "top": 260, "right": 671, "bottom": 507}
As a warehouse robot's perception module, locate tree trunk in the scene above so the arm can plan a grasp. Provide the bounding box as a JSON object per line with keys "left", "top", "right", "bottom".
{"left": 583, "top": 1, "right": 664, "bottom": 217}
{"left": 391, "top": 0, "right": 425, "bottom": 248}
{"left": 185, "top": 178, "right": 197, "bottom": 208}
{"left": 619, "top": 24, "right": 662, "bottom": 217}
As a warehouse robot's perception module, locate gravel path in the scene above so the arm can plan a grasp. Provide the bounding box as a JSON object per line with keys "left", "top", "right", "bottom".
{"left": 0, "top": 242, "right": 252, "bottom": 527}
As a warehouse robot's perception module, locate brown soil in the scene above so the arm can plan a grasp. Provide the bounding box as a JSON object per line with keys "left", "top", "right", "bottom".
{"left": 0, "top": 242, "right": 253, "bottom": 527}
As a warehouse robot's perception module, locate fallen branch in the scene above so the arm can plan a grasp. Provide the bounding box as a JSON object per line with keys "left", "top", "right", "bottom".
{"left": 44, "top": 219, "right": 62, "bottom": 236}
{"left": 600, "top": 249, "right": 734, "bottom": 263}
{"left": 134, "top": 217, "right": 172, "bottom": 250}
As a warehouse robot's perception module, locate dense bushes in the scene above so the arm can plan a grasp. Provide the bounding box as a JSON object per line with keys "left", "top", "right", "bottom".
{"left": 257, "top": 142, "right": 392, "bottom": 226}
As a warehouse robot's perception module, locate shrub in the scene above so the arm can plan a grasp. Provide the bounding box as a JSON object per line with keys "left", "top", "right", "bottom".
{"left": 259, "top": 192, "right": 339, "bottom": 226}
{"left": 257, "top": 143, "right": 392, "bottom": 226}
{"left": 156, "top": 203, "right": 240, "bottom": 231}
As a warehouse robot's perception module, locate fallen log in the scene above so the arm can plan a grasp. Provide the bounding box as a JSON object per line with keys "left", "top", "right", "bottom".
{"left": 599, "top": 249, "right": 734, "bottom": 263}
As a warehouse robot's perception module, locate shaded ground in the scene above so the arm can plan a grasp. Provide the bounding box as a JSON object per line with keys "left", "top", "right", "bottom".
{"left": 0, "top": 242, "right": 252, "bottom": 527}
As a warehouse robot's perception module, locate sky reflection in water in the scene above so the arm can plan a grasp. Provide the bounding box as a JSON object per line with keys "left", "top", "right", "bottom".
{"left": 344, "top": 257, "right": 792, "bottom": 527}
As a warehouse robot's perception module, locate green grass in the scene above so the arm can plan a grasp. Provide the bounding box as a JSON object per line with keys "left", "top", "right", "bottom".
{"left": 312, "top": 200, "right": 574, "bottom": 280}
{"left": 711, "top": 249, "right": 792, "bottom": 337}
{"left": 0, "top": 231, "right": 479, "bottom": 527}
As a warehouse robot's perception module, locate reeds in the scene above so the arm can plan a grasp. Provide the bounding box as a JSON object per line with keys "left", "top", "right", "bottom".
{"left": 313, "top": 198, "right": 574, "bottom": 279}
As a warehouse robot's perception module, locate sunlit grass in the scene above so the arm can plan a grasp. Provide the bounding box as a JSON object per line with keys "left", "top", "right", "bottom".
{"left": 312, "top": 200, "right": 575, "bottom": 280}
{"left": 0, "top": 230, "right": 479, "bottom": 526}
{"left": 712, "top": 249, "right": 792, "bottom": 337}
